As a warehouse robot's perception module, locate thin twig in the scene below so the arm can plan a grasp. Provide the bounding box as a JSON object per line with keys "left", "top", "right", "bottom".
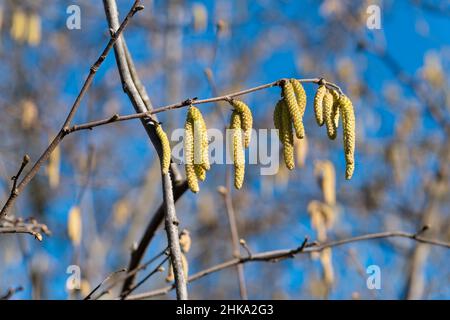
{"left": 66, "top": 77, "right": 339, "bottom": 134}
{"left": 125, "top": 230, "right": 450, "bottom": 300}
{"left": 0, "top": 286, "right": 23, "bottom": 300}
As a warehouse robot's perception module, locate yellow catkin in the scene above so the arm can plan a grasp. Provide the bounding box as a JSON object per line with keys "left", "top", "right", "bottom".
{"left": 27, "top": 13, "right": 41, "bottom": 46}
{"left": 68, "top": 206, "right": 82, "bottom": 246}
{"left": 179, "top": 230, "right": 191, "bottom": 253}
{"left": 155, "top": 124, "right": 171, "bottom": 174}
{"left": 282, "top": 81, "right": 304, "bottom": 139}
{"left": 314, "top": 85, "right": 326, "bottom": 126}
{"left": 230, "top": 111, "right": 245, "bottom": 189}
{"left": 290, "top": 79, "right": 307, "bottom": 120}
{"left": 166, "top": 254, "right": 189, "bottom": 282}
{"left": 323, "top": 90, "right": 337, "bottom": 140}
{"left": 195, "top": 164, "right": 206, "bottom": 181}
{"left": 330, "top": 90, "right": 340, "bottom": 129}
{"left": 10, "top": 10, "right": 27, "bottom": 43}
{"left": 184, "top": 117, "right": 199, "bottom": 193}
{"left": 320, "top": 248, "right": 335, "bottom": 286}
{"left": 48, "top": 143, "right": 60, "bottom": 189}
{"left": 231, "top": 99, "right": 253, "bottom": 148}
{"left": 339, "top": 95, "right": 355, "bottom": 179}
{"left": 188, "top": 106, "right": 210, "bottom": 171}
{"left": 280, "top": 100, "right": 295, "bottom": 170}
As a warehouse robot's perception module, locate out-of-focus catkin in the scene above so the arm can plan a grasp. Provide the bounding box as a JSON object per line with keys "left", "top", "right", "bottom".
{"left": 314, "top": 161, "right": 336, "bottom": 206}
{"left": 280, "top": 100, "right": 295, "bottom": 170}
{"left": 27, "top": 13, "right": 41, "bottom": 46}
{"left": 323, "top": 90, "right": 337, "bottom": 140}
{"left": 67, "top": 206, "right": 82, "bottom": 246}
{"left": 339, "top": 95, "right": 355, "bottom": 179}
{"left": 230, "top": 99, "right": 253, "bottom": 148}
{"left": 179, "top": 230, "right": 191, "bottom": 253}
{"left": 282, "top": 81, "right": 304, "bottom": 139}
{"left": 155, "top": 123, "right": 171, "bottom": 174}
{"left": 314, "top": 85, "right": 326, "bottom": 126}
{"left": 166, "top": 254, "right": 189, "bottom": 282}
{"left": 184, "top": 116, "right": 199, "bottom": 193}
{"left": 230, "top": 111, "right": 245, "bottom": 189}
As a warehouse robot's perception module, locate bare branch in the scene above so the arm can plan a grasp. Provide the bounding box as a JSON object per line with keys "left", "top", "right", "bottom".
{"left": 125, "top": 230, "right": 450, "bottom": 300}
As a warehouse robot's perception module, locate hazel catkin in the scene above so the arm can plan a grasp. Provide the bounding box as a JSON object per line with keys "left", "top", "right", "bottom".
{"left": 155, "top": 123, "right": 171, "bottom": 174}
{"left": 280, "top": 100, "right": 295, "bottom": 170}
{"left": 314, "top": 84, "right": 326, "bottom": 126}
{"left": 184, "top": 116, "right": 199, "bottom": 193}
{"left": 330, "top": 90, "right": 340, "bottom": 129}
{"left": 323, "top": 90, "right": 337, "bottom": 140}
{"left": 231, "top": 99, "right": 253, "bottom": 148}
{"left": 282, "top": 81, "right": 304, "bottom": 139}
{"left": 188, "top": 106, "right": 210, "bottom": 170}
{"left": 338, "top": 95, "right": 355, "bottom": 179}
{"left": 230, "top": 111, "right": 245, "bottom": 189}
{"left": 290, "top": 79, "right": 307, "bottom": 120}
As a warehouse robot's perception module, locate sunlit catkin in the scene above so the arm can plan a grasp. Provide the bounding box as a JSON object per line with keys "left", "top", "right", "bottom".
{"left": 280, "top": 101, "right": 295, "bottom": 170}
{"left": 184, "top": 116, "right": 199, "bottom": 193}
{"left": 282, "top": 81, "right": 304, "bottom": 139}
{"left": 231, "top": 99, "right": 253, "bottom": 148}
{"left": 330, "top": 90, "right": 340, "bottom": 129}
{"left": 339, "top": 95, "right": 355, "bottom": 179}
{"left": 323, "top": 90, "right": 337, "bottom": 139}
{"left": 314, "top": 85, "right": 326, "bottom": 126}
{"left": 188, "top": 106, "right": 209, "bottom": 171}
{"left": 155, "top": 123, "right": 171, "bottom": 174}
{"left": 290, "top": 79, "right": 307, "bottom": 119}
{"left": 230, "top": 111, "right": 245, "bottom": 189}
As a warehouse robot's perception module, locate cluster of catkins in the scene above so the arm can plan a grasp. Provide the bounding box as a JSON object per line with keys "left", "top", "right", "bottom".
{"left": 152, "top": 78, "right": 355, "bottom": 194}
{"left": 276, "top": 79, "right": 355, "bottom": 180}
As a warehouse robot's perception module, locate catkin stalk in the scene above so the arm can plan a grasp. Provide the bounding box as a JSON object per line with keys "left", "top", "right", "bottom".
{"left": 282, "top": 81, "right": 304, "bottom": 139}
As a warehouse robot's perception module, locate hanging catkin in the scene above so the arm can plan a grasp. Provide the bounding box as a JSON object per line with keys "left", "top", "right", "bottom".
{"left": 155, "top": 123, "right": 171, "bottom": 174}
{"left": 184, "top": 115, "right": 199, "bottom": 193}
{"left": 188, "top": 106, "right": 209, "bottom": 170}
{"left": 230, "top": 99, "right": 253, "bottom": 148}
{"left": 314, "top": 84, "right": 326, "bottom": 126}
{"left": 280, "top": 100, "right": 295, "bottom": 170}
{"left": 339, "top": 95, "right": 355, "bottom": 179}
{"left": 290, "top": 78, "right": 307, "bottom": 123}
{"left": 323, "top": 90, "right": 337, "bottom": 140}
{"left": 230, "top": 111, "right": 245, "bottom": 189}
{"left": 330, "top": 90, "right": 340, "bottom": 129}
{"left": 282, "top": 81, "right": 304, "bottom": 139}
